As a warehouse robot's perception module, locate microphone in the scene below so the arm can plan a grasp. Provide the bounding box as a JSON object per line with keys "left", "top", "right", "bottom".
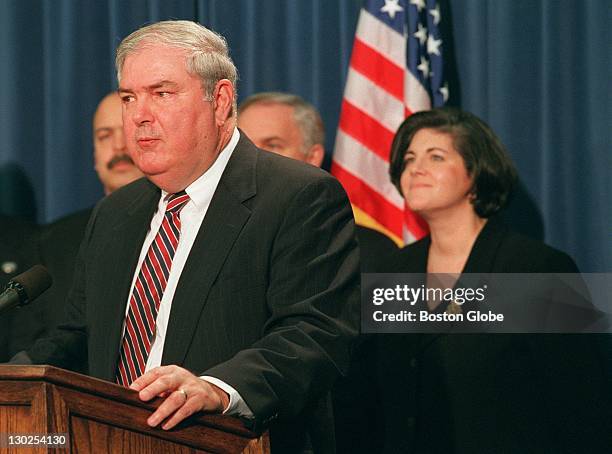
{"left": 0, "top": 265, "right": 52, "bottom": 314}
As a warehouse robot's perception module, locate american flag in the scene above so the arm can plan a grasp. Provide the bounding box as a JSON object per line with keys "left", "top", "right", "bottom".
{"left": 331, "top": 0, "right": 449, "bottom": 245}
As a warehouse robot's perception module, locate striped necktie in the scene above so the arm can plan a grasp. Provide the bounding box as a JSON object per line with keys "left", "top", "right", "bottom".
{"left": 116, "top": 191, "right": 190, "bottom": 386}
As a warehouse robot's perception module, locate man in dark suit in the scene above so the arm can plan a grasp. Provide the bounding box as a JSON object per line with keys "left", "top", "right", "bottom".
{"left": 239, "top": 92, "right": 396, "bottom": 453}
{"left": 238, "top": 91, "right": 397, "bottom": 271}
{"left": 23, "top": 20, "right": 358, "bottom": 452}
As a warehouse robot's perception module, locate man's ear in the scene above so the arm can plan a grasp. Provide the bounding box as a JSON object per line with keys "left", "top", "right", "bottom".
{"left": 306, "top": 144, "right": 325, "bottom": 168}
{"left": 212, "top": 79, "right": 234, "bottom": 125}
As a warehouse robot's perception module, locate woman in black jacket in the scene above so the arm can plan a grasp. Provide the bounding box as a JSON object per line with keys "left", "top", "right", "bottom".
{"left": 375, "top": 108, "right": 610, "bottom": 453}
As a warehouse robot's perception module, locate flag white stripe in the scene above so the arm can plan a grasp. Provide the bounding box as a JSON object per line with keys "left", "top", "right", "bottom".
{"left": 333, "top": 130, "right": 404, "bottom": 210}
{"left": 344, "top": 68, "right": 405, "bottom": 134}
{"left": 405, "top": 71, "right": 432, "bottom": 113}
{"left": 402, "top": 226, "right": 419, "bottom": 244}
{"left": 355, "top": 9, "right": 405, "bottom": 67}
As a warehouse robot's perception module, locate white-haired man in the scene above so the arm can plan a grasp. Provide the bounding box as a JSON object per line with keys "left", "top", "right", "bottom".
{"left": 239, "top": 92, "right": 397, "bottom": 272}
{"left": 238, "top": 92, "right": 325, "bottom": 167}
{"left": 239, "top": 91, "right": 397, "bottom": 453}
{"left": 22, "top": 21, "right": 358, "bottom": 453}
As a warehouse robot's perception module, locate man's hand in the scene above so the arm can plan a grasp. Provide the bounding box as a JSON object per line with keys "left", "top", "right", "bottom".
{"left": 129, "top": 365, "right": 230, "bottom": 430}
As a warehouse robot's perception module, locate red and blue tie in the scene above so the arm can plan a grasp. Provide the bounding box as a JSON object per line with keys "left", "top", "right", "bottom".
{"left": 116, "top": 191, "right": 190, "bottom": 386}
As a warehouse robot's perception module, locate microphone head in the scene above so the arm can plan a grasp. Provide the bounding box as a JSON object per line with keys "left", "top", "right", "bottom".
{"left": 10, "top": 265, "right": 53, "bottom": 304}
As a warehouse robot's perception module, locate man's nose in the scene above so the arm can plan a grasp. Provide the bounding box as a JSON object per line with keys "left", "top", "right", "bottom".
{"left": 131, "top": 97, "right": 154, "bottom": 125}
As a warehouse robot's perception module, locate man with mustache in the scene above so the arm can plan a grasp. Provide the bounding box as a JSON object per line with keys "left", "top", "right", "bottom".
{"left": 28, "top": 93, "right": 144, "bottom": 367}
{"left": 93, "top": 91, "right": 144, "bottom": 195}
{"left": 19, "top": 20, "right": 358, "bottom": 453}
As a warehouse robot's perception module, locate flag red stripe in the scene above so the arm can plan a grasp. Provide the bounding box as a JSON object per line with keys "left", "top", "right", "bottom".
{"left": 351, "top": 38, "right": 403, "bottom": 101}
{"left": 338, "top": 100, "right": 395, "bottom": 162}
{"left": 403, "top": 205, "right": 429, "bottom": 239}
{"left": 332, "top": 162, "right": 404, "bottom": 237}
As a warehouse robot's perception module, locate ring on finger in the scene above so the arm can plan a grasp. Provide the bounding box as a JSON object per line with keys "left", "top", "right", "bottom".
{"left": 178, "top": 388, "right": 188, "bottom": 402}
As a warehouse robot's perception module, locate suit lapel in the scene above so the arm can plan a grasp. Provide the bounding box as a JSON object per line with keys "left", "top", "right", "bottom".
{"left": 162, "top": 135, "right": 257, "bottom": 366}
{"left": 96, "top": 181, "right": 160, "bottom": 380}
{"left": 462, "top": 217, "right": 507, "bottom": 274}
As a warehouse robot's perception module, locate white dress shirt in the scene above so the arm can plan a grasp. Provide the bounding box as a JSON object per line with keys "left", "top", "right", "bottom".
{"left": 122, "top": 128, "right": 253, "bottom": 417}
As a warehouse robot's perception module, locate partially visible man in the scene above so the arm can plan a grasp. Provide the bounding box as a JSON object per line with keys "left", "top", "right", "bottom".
{"left": 239, "top": 92, "right": 394, "bottom": 453}
{"left": 34, "top": 93, "right": 144, "bottom": 365}
{"left": 42, "top": 91, "right": 143, "bottom": 246}
{"left": 93, "top": 92, "right": 144, "bottom": 195}
{"left": 238, "top": 92, "right": 397, "bottom": 272}
{"left": 22, "top": 21, "right": 358, "bottom": 453}
{"left": 41, "top": 91, "right": 143, "bottom": 266}
{"left": 238, "top": 92, "right": 325, "bottom": 167}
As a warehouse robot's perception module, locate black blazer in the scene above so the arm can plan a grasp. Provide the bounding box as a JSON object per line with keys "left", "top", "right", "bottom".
{"left": 39, "top": 208, "right": 92, "bottom": 315}
{"left": 384, "top": 216, "right": 579, "bottom": 274}
{"left": 27, "top": 135, "right": 360, "bottom": 452}
{"left": 376, "top": 218, "right": 612, "bottom": 453}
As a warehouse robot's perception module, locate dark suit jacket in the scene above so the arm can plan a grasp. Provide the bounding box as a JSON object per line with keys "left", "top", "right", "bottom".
{"left": 0, "top": 215, "right": 42, "bottom": 361}
{"left": 355, "top": 226, "right": 397, "bottom": 273}
{"left": 39, "top": 208, "right": 92, "bottom": 305}
{"left": 333, "top": 226, "right": 397, "bottom": 453}
{"left": 375, "top": 217, "right": 612, "bottom": 453}
{"left": 27, "top": 135, "right": 360, "bottom": 452}
{"left": 34, "top": 208, "right": 92, "bottom": 371}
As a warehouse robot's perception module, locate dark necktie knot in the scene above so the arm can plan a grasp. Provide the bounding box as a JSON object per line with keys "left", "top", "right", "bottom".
{"left": 166, "top": 191, "right": 190, "bottom": 214}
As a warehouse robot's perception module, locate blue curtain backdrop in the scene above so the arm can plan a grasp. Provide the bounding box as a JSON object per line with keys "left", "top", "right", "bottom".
{"left": 0, "top": 0, "right": 610, "bottom": 272}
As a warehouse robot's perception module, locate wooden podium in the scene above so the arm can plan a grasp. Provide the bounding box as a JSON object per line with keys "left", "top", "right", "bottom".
{"left": 0, "top": 365, "right": 269, "bottom": 453}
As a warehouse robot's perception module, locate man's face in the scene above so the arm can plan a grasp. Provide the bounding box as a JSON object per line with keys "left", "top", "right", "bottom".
{"left": 119, "top": 43, "right": 233, "bottom": 193}
{"left": 239, "top": 102, "right": 323, "bottom": 167}
{"left": 93, "top": 93, "right": 143, "bottom": 194}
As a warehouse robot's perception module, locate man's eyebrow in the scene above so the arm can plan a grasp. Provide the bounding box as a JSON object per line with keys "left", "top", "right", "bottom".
{"left": 94, "top": 127, "right": 113, "bottom": 133}
{"left": 148, "top": 80, "right": 179, "bottom": 90}
{"left": 118, "top": 81, "right": 179, "bottom": 93}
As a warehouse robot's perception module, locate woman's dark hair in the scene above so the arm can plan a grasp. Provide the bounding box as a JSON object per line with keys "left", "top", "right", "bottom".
{"left": 389, "top": 107, "right": 517, "bottom": 218}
